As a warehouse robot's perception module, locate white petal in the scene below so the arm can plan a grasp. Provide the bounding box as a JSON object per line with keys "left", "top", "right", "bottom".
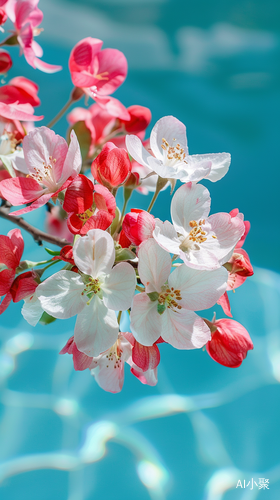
{"left": 21, "top": 294, "right": 44, "bottom": 326}
{"left": 73, "top": 229, "right": 115, "bottom": 278}
{"left": 91, "top": 358, "right": 125, "bottom": 393}
{"left": 74, "top": 297, "right": 118, "bottom": 357}
{"left": 203, "top": 213, "right": 245, "bottom": 265}
{"left": 150, "top": 116, "right": 188, "bottom": 160}
{"left": 192, "top": 152, "right": 231, "bottom": 183}
{"left": 168, "top": 265, "right": 228, "bottom": 310}
{"left": 130, "top": 293, "right": 161, "bottom": 346}
{"left": 36, "top": 271, "right": 87, "bottom": 319}
{"left": 161, "top": 309, "right": 211, "bottom": 349}
{"left": 171, "top": 182, "right": 211, "bottom": 233}
{"left": 138, "top": 238, "right": 171, "bottom": 293}
{"left": 60, "top": 129, "right": 82, "bottom": 183}
{"left": 102, "top": 262, "right": 136, "bottom": 310}
{"left": 153, "top": 220, "right": 181, "bottom": 255}
{"left": 126, "top": 134, "right": 152, "bottom": 169}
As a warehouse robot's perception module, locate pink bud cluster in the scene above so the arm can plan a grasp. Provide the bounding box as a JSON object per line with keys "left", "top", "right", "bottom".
{"left": 0, "top": 3, "right": 254, "bottom": 394}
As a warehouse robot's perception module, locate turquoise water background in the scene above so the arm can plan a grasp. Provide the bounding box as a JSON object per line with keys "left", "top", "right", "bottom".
{"left": 0, "top": 0, "right": 280, "bottom": 498}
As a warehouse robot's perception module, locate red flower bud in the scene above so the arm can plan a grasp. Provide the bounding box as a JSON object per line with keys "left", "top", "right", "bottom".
{"left": 91, "top": 142, "right": 131, "bottom": 188}
{"left": 206, "top": 318, "right": 253, "bottom": 368}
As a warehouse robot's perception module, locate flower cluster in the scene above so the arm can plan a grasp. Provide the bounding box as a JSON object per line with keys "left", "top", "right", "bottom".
{"left": 0, "top": 0, "right": 254, "bottom": 393}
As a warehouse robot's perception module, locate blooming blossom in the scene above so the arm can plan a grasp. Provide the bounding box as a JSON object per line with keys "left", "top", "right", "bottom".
{"left": 126, "top": 115, "right": 231, "bottom": 183}
{"left": 5, "top": 0, "right": 62, "bottom": 73}
{"left": 0, "top": 228, "right": 39, "bottom": 315}
{"left": 63, "top": 174, "right": 116, "bottom": 235}
{"left": 36, "top": 229, "right": 136, "bottom": 357}
{"left": 130, "top": 239, "right": 228, "bottom": 349}
{"left": 206, "top": 317, "right": 254, "bottom": 368}
{"left": 69, "top": 37, "right": 128, "bottom": 117}
{"left": 153, "top": 182, "right": 245, "bottom": 270}
{"left": 0, "top": 126, "right": 82, "bottom": 215}
{"left": 60, "top": 332, "right": 158, "bottom": 393}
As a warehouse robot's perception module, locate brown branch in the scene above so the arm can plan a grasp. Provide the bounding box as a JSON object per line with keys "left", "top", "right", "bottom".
{"left": 0, "top": 201, "right": 71, "bottom": 248}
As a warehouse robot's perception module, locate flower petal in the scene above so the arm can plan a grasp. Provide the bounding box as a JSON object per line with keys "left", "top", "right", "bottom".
{"left": 161, "top": 309, "right": 211, "bottom": 349}
{"left": 73, "top": 228, "right": 115, "bottom": 278}
{"left": 153, "top": 220, "right": 181, "bottom": 255}
{"left": 150, "top": 116, "right": 188, "bottom": 160}
{"left": 192, "top": 152, "right": 231, "bottom": 183}
{"left": 74, "top": 297, "right": 118, "bottom": 357}
{"left": 138, "top": 238, "right": 172, "bottom": 293}
{"left": 168, "top": 265, "right": 228, "bottom": 310}
{"left": 102, "top": 262, "right": 136, "bottom": 311}
{"left": 36, "top": 270, "right": 87, "bottom": 319}
{"left": 130, "top": 293, "right": 160, "bottom": 346}
{"left": 125, "top": 134, "right": 152, "bottom": 169}
{"left": 171, "top": 182, "right": 211, "bottom": 233}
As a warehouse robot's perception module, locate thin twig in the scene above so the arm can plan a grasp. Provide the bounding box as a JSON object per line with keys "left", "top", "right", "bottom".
{"left": 0, "top": 201, "right": 70, "bottom": 248}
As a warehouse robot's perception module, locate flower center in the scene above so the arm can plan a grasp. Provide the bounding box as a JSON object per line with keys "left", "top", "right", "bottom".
{"left": 157, "top": 286, "right": 182, "bottom": 314}
{"left": 179, "top": 219, "right": 212, "bottom": 252}
{"left": 161, "top": 137, "right": 187, "bottom": 167}
{"left": 27, "top": 156, "right": 58, "bottom": 190}
{"left": 105, "top": 340, "right": 123, "bottom": 369}
{"left": 81, "top": 276, "right": 102, "bottom": 304}
{"left": 76, "top": 204, "right": 96, "bottom": 225}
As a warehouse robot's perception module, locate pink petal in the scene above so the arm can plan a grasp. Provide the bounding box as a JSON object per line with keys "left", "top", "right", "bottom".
{"left": 206, "top": 319, "right": 253, "bottom": 368}
{"left": 95, "top": 48, "right": 127, "bottom": 95}
{"left": 0, "top": 101, "right": 43, "bottom": 121}
{"left": 0, "top": 291, "right": 12, "bottom": 314}
{"left": 0, "top": 176, "right": 45, "bottom": 206}
{"left": 63, "top": 174, "right": 93, "bottom": 214}
{"left": 217, "top": 291, "right": 232, "bottom": 317}
{"left": 7, "top": 228, "right": 24, "bottom": 263}
{"left": 0, "top": 269, "right": 15, "bottom": 295}
{"left": 132, "top": 340, "right": 160, "bottom": 371}
{"left": 60, "top": 130, "right": 82, "bottom": 183}
{"left": 33, "top": 57, "right": 62, "bottom": 74}
{"left": 10, "top": 191, "right": 52, "bottom": 216}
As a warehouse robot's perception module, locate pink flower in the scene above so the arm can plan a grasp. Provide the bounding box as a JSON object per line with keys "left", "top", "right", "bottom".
{"left": 5, "top": 0, "right": 62, "bottom": 73}
{"left": 0, "top": 76, "right": 40, "bottom": 107}
{"left": 60, "top": 332, "right": 158, "bottom": 393}
{"left": 206, "top": 318, "right": 254, "bottom": 368}
{"left": 0, "top": 228, "right": 38, "bottom": 315}
{"left": 91, "top": 142, "right": 131, "bottom": 188}
{"left": 0, "top": 126, "right": 82, "bottom": 215}
{"left": 0, "top": 49, "right": 12, "bottom": 74}
{"left": 63, "top": 174, "right": 116, "bottom": 235}
{"left": 122, "top": 209, "right": 155, "bottom": 247}
{"left": 69, "top": 37, "right": 128, "bottom": 116}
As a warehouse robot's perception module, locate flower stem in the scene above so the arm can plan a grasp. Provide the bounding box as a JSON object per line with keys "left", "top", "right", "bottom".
{"left": 117, "top": 310, "right": 122, "bottom": 325}
{"left": 147, "top": 176, "right": 168, "bottom": 213}
{"left": 46, "top": 97, "right": 74, "bottom": 129}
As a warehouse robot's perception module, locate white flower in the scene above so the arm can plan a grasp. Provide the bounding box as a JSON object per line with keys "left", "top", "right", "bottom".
{"left": 36, "top": 229, "right": 136, "bottom": 357}
{"left": 126, "top": 115, "right": 231, "bottom": 183}
{"left": 153, "top": 182, "right": 245, "bottom": 270}
{"left": 130, "top": 239, "right": 228, "bottom": 349}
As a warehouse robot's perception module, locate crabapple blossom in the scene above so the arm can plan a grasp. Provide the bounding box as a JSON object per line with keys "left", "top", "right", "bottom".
{"left": 153, "top": 182, "right": 245, "bottom": 270}
{"left": 126, "top": 115, "right": 231, "bottom": 183}
{"left": 5, "top": 0, "right": 62, "bottom": 73}
{"left": 0, "top": 126, "right": 82, "bottom": 215}
{"left": 63, "top": 174, "right": 116, "bottom": 235}
{"left": 91, "top": 142, "right": 131, "bottom": 188}
{"left": 0, "top": 76, "right": 41, "bottom": 107}
{"left": 205, "top": 317, "right": 254, "bottom": 368}
{"left": 69, "top": 37, "right": 128, "bottom": 118}
{"left": 122, "top": 209, "right": 155, "bottom": 247}
{"left": 36, "top": 229, "right": 136, "bottom": 357}
{"left": 130, "top": 239, "right": 228, "bottom": 349}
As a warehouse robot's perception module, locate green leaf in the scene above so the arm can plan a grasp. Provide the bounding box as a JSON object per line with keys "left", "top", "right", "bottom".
{"left": 157, "top": 303, "right": 166, "bottom": 315}
{"left": 115, "top": 247, "right": 136, "bottom": 262}
{"left": 45, "top": 248, "right": 61, "bottom": 256}
{"left": 110, "top": 207, "right": 121, "bottom": 236}
{"left": 39, "top": 311, "right": 57, "bottom": 325}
